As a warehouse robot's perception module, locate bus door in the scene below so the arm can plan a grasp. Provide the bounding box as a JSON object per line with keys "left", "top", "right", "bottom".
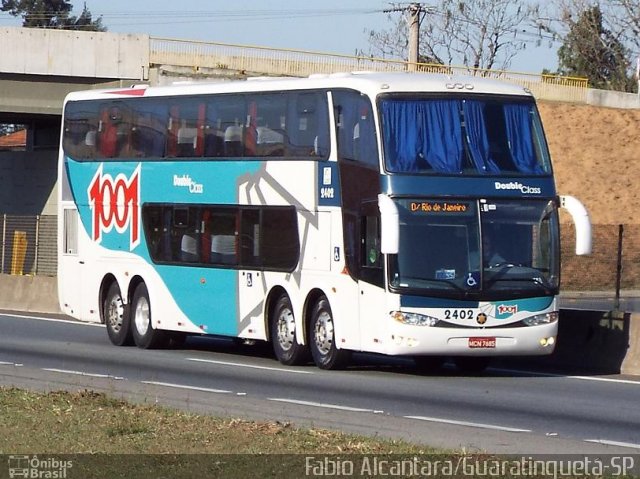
{"left": 60, "top": 207, "right": 89, "bottom": 319}
{"left": 357, "top": 203, "right": 387, "bottom": 348}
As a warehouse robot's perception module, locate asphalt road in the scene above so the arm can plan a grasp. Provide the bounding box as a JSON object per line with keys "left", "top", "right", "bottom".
{"left": 1, "top": 311, "right": 640, "bottom": 456}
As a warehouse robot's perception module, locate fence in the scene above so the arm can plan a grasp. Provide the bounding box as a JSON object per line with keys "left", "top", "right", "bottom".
{"left": 149, "top": 37, "right": 589, "bottom": 104}
{"left": 1, "top": 214, "right": 56, "bottom": 276}
{"left": 561, "top": 224, "right": 639, "bottom": 294}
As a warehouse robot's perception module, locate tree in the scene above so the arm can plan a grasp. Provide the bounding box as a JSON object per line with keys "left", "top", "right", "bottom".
{"left": 1, "top": 0, "right": 106, "bottom": 31}
{"left": 555, "top": 5, "right": 630, "bottom": 90}
{"left": 366, "top": 0, "right": 540, "bottom": 71}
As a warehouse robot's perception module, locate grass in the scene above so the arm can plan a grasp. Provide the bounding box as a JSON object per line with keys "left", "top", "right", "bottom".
{"left": 0, "top": 387, "right": 452, "bottom": 478}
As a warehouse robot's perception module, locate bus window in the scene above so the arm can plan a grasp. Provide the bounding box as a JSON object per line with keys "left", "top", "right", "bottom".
{"left": 287, "top": 92, "right": 330, "bottom": 158}
{"left": 63, "top": 102, "right": 100, "bottom": 160}
{"left": 333, "top": 90, "right": 378, "bottom": 167}
{"left": 131, "top": 100, "right": 168, "bottom": 158}
{"left": 167, "top": 101, "right": 206, "bottom": 158}
{"left": 97, "top": 103, "right": 132, "bottom": 158}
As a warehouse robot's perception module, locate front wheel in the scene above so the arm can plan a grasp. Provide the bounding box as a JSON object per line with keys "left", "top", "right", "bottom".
{"left": 103, "top": 282, "right": 131, "bottom": 346}
{"left": 131, "top": 283, "right": 167, "bottom": 349}
{"left": 271, "top": 295, "right": 310, "bottom": 365}
{"left": 309, "top": 297, "right": 350, "bottom": 370}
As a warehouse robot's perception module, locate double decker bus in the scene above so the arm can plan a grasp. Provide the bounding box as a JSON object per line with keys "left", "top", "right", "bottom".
{"left": 58, "top": 72, "right": 591, "bottom": 372}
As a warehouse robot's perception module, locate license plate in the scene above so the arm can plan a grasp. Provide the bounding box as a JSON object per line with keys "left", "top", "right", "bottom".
{"left": 468, "top": 337, "right": 496, "bottom": 348}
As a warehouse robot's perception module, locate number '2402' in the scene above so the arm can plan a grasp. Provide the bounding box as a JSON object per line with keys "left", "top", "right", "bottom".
{"left": 320, "top": 187, "right": 334, "bottom": 199}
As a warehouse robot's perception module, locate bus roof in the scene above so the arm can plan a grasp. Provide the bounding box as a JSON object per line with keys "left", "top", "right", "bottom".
{"left": 64, "top": 71, "right": 533, "bottom": 103}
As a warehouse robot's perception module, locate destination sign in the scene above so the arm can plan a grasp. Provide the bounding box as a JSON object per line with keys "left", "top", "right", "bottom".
{"left": 408, "top": 201, "right": 471, "bottom": 214}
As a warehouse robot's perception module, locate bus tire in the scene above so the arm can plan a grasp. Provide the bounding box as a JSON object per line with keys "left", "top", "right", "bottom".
{"left": 131, "top": 283, "right": 167, "bottom": 349}
{"left": 454, "top": 356, "right": 491, "bottom": 374}
{"left": 103, "top": 282, "right": 132, "bottom": 346}
{"left": 309, "top": 296, "right": 350, "bottom": 370}
{"left": 271, "top": 295, "right": 309, "bottom": 366}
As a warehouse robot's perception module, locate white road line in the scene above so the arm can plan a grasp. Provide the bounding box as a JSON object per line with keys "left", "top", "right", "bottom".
{"left": 490, "top": 367, "right": 640, "bottom": 386}
{"left": 405, "top": 415, "right": 531, "bottom": 433}
{"left": 268, "top": 398, "right": 378, "bottom": 413}
{"left": 185, "top": 357, "right": 314, "bottom": 374}
{"left": 141, "top": 381, "right": 232, "bottom": 394}
{"left": 0, "top": 361, "right": 22, "bottom": 366}
{"left": 584, "top": 439, "right": 640, "bottom": 450}
{"left": 1, "top": 313, "right": 104, "bottom": 327}
{"left": 42, "top": 368, "right": 123, "bottom": 380}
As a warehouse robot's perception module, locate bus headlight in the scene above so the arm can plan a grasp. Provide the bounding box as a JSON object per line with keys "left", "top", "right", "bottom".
{"left": 391, "top": 311, "right": 440, "bottom": 327}
{"left": 523, "top": 311, "right": 559, "bottom": 326}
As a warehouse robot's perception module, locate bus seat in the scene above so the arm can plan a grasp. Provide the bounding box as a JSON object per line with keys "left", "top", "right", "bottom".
{"left": 177, "top": 126, "right": 198, "bottom": 156}
{"left": 211, "top": 234, "right": 236, "bottom": 264}
{"left": 224, "top": 125, "right": 243, "bottom": 157}
{"left": 180, "top": 234, "right": 199, "bottom": 262}
{"left": 85, "top": 130, "right": 97, "bottom": 146}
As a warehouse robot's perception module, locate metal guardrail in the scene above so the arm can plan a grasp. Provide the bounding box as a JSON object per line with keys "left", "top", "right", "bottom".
{"left": 149, "top": 37, "right": 589, "bottom": 103}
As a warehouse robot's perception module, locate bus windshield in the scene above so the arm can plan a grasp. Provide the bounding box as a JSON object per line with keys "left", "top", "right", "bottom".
{"left": 380, "top": 95, "right": 551, "bottom": 175}
{"left": 389, "top": 199, "right": 560, "bottom": 299}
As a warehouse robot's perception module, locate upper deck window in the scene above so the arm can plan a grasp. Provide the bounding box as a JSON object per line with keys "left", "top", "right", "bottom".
{"left": 63, "top": 90, "right": 330, "bottom": 161}
{"left": 379, "top": 95, "right": 551, "bottom": 176}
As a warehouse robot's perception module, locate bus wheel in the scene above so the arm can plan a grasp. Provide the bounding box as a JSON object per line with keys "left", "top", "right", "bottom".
{"left": 271, "top": 295, "right": 309, "bottom": 365}
{"left": 309, "top": 296, "right": 350, "bottom": 370}
{"left": 103, "top": 282, "right": 132, "bottom": 346}
{"left": 131, "top": 283, "right": 167, "bottom": 349}
{"left": 454, "top": 356, "right": 491, "bottom": 374}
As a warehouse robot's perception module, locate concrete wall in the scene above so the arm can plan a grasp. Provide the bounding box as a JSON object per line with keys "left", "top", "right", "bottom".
{"left": 1, "top": 27, "right": 149, "bottom": 81}
{"left": 0, "top": 149, "right": 57, "bottom": 215}
{"left": 587, "top": 88, "right": 640, "bottom": 109}
{"left": 0, "top": 274, "right": 60, "bottom": 314}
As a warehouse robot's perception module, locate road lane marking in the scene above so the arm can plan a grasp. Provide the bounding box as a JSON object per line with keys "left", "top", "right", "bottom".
{"left": 42, "top": 368, "right": 124, "bottom": 380}
{"left": 268, "top": 398, "right": 378, "bottom": 413}
{"left": 141, "top": 381, "right": 232, "bottom": 394}
{"left": 1, "top": 313, "right": 104, "bottom": 327}
{"left": 185, "top": 357, "right": 314, "bottom": 374}
{"left": 0, "top": 361, "right": 22, "bottom": 366}
{"left": 490, "top": 367, "right": 640, "bottom": 386}
{"left": 584, "top": 439, "right": 640, "bottom": 450}
{"left": 405, "top": 415, "right": 531, "bottom": 433}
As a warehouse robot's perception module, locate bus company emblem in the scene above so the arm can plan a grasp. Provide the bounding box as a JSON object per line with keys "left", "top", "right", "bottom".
{"left": 496, "top": 304, "right": 518, "bottom": 318}
{"left": 476, "top": 312, "right": 487, "bottom": 325}
{"left": 87, "top": 163, "right": 141, "bottom": 250}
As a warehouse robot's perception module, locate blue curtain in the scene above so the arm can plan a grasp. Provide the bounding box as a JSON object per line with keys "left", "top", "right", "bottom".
{"left": 503, "top": 104, "right": 542, "bottom": 174}
{"left": 463, "top": 101, "right": 500, "bottom": 173}
{"left": 381, "top": 100, "right": 463, "bottom": 173}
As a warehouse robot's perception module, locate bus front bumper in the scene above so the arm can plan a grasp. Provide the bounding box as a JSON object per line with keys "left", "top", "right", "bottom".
{"left": 383, "top": 322, "right": 558, "bottom": 356}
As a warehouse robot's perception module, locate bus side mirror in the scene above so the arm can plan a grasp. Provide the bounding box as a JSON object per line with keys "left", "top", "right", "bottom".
{"left": 559, "top": 195, "right": 592, "bottom": 255}
{"left": 378, "top": 194, "right": 399, "bottom": 255}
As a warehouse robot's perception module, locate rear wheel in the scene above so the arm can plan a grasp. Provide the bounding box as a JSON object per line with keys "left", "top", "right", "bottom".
{"left": 271, "top": 295, "right": 309, "bottom": 365}
{"left": 103, "top": 282, "right": 131, "bottom": 346}
{"left": 131, "top": 283, "right": 167, "bottom": 349}
{"left": 454, "top": 356, "right": 491, "bottom": 374}
{"left": 309, "top": 296, "right": 350, "bottom": 370}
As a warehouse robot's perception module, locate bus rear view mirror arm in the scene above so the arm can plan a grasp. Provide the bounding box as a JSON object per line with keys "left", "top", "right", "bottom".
{"left": 560, "top": 195, "right": 592, "bottom": 255}
{"left": 379, "top": 193, "right": 399, "bottom": 255}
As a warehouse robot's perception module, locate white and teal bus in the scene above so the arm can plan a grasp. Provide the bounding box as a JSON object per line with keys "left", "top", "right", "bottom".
{"left": 58, "top": 72, "right": 591, "bottom": 371}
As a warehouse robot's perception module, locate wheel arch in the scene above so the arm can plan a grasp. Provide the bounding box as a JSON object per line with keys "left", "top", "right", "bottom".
{"left": 98, "top": 274, "right": 118, "bottom": 324}
{"left": 264, "top": 285, "right": 288, "bottom": 343}
{"left": 303, "top": 288, "right": 328, "bottom": 345}
{"left": 127, "top": 275, "right": 146, "bottom": 308}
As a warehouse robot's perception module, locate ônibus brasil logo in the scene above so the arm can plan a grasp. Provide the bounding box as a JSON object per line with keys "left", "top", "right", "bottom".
{"left": 87, "top": 163, "right": 141, "bottom": 251}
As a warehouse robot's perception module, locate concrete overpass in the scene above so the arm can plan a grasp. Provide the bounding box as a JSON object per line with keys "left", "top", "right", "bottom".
{"left": 0, "top": 26, "right": 633, "bottom": 217}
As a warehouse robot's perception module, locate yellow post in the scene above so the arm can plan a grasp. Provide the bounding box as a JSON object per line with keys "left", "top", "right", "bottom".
{"left": 10, "top": 230, "right": 27, "bottom": 275}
